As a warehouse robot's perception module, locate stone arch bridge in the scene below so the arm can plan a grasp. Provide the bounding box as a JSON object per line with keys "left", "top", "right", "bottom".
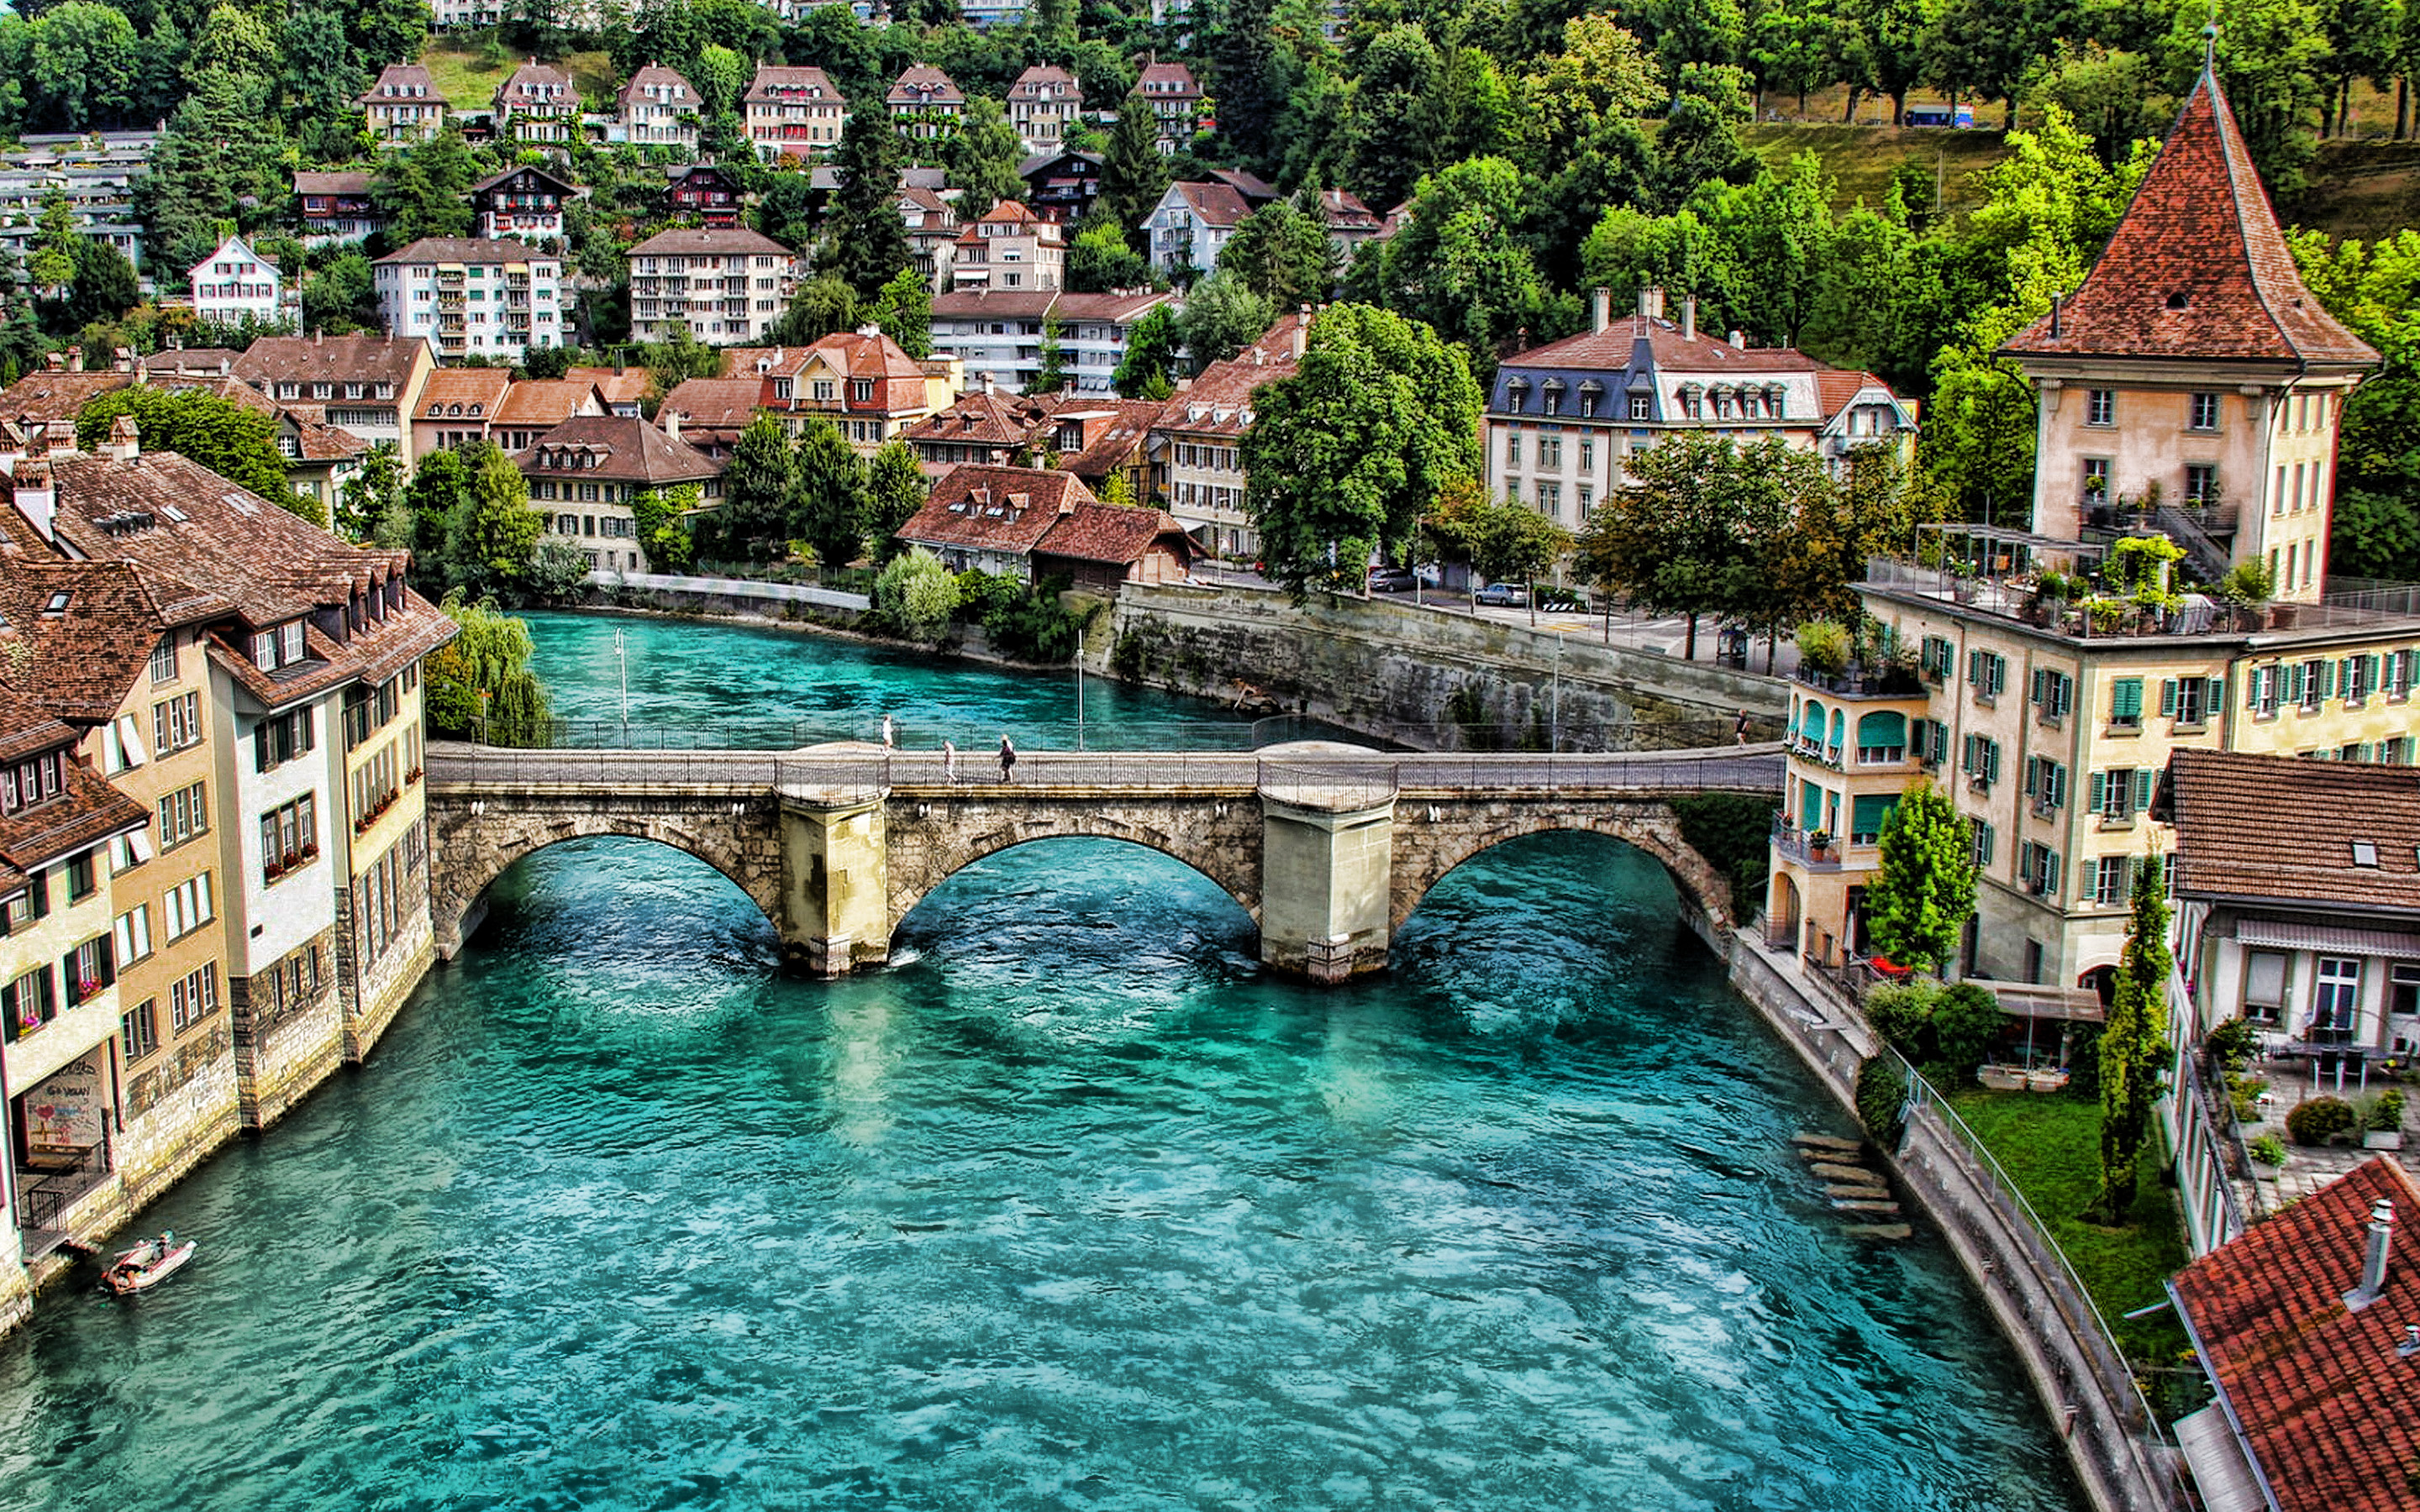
{"left": 425, "top": 742, "right": 1784, "bottom": 982}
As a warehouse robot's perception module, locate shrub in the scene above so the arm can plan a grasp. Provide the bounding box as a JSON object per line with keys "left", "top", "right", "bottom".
{"left": 2203, "top": 1017, "right": 2258, "bottom": 1072}
{"left": 1855, "top": 1055, "right": 1908, "bottom": 1145}
{"left": 1796, "top": 618, "right": 1851, "bottom": 675}
{"left": 1928, "top": 983, "right": 2008, "bottom": 1082}
{"left": 2227, "top": 1075, "right": 2269, "bottom": 1126}
{"left": 1863, "top": 979, "right": 1938, "bottom": 1054}
{"left": 2370, "top": 1089, "right": 2407, "bottom": 1132}
{"left": 2248, "top": 1132, "right": 2287, "bottom": 1168}
{"left": 2286, "top": 1095, "right": 2360, "bottom": 1147}
{"left": 871, "top": 547, "right": 958, "bottom": 642}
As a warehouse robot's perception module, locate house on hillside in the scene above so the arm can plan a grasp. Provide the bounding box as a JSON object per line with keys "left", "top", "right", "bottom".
{"left": 493, "top": 60, "right": 576, "bottom": 145}
{"left": 359, "top": 66, "right": 449, "bottom": 145}
{"left": 888, "top": 66, "right": 965, "bottom": 144}
{"left": 951, "top": 201, "right": 1065, "bottom": 291}
{"left": 665, "top": 163, "right": 744, "bottom": 226}
{"left": 1006, "top": 66, "right": 1081, "bottom": 155}
{"left": 1146, "top": 310, "right": 1310, "bottom": 559}
{"left": 513, "top": 415, "right": 723, "bottom": 574}
{"left": 744, "top": 66, "right": 849, "bottom": 163}
{"left": 187, "top": 234, "right": 292, "bottom": 332}
{"left": 1140, "top": 181, "right": 1250, "bottom": 278}
{"left": 1133, "top": 60, "right": 1202, "bottom": 153}
{"left": 617, "top": 65, "right": 699, "bottom": 150}
{"left": 1018, "top": 150, "right": 1103, "bottom": 225}
{"left": 471, "top": 164, "right": 580, "bottom": 246}
{"left": 894, "top": 464, "right": 1192, "bottom": 589}
{"left": 294, "top": 171, "right": 382, "bottom": 247}
{"left": 411, "top": 367, "right": 515, "bottom": 458}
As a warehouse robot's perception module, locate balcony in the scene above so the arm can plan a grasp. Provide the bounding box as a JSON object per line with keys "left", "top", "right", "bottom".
{"left": 1791, "top": 664, "right": 1925, "bottom": 699}
{"left": 1771, "top": 818, "right": 1851, "bottom": 872}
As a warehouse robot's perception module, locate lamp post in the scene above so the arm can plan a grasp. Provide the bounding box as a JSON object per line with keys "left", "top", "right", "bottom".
{"left": 1551, "top": 631, "right": 1563, "bottom": 752}
{"left": 615, "top": 627, "right": 629, "bottom": 747}
{"left": 1076, "top": 658, "right": 1086, "bottom": 752}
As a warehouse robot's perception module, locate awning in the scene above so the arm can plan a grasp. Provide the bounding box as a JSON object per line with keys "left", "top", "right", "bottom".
{"left": 2170, "top": 1404, "right": 2268, "bottom": 1512}
{"left": 1964, "top": 977, "right": 2105, "bottom": 1021}
{"left": 2233, "top": 919, "right": 2420, "bottom": 958}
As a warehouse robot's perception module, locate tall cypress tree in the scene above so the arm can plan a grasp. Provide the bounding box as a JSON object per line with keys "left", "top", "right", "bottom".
{"left": 2094, "top": 854, "right": 2173, "bottom": 1223}
{"left": 1100, "top": 88, "right": 1169, "bottom": 254}
{"left": 827, "top": 108, "right": 910, "bottom": 297}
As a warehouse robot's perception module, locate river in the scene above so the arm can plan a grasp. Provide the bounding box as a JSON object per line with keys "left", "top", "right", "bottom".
{"left": 0, "top": 612, "right": 2081, "bottom": 1510}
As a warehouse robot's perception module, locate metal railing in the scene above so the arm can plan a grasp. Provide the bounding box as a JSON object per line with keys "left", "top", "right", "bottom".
{"left": 1889, "top": 1048, "right": 2181, "bottom": 1508}
{"left": 17, "top": 1142, "right": 107, "bottom": 1233}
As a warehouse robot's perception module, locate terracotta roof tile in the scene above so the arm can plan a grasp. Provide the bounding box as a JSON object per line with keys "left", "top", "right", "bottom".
{"left": 561, "top": 367, "right": 650, "bottom": 407}
{"left": 2002, "top": 72, "right": 2378, "bottom": 367}
{"left": 0, "top": 559, "right": 229, "bottom": 723}
{"left": 896, "top": 465, "right": 1097, "bottom": 555}
{"left": 0, "top": 699, "right": 148, "bottom": 874}
{"left": 416, "top": 368, "right": 514, "bottom": 419}
{"left": 1033, "top": 502, "right": 1193, "bottom": 567}
{"left": 628, "top": 226, "right": 797, "bottom": 258}
{"left": 493, "top": 379, "right": 606, "bottom": 429}
{"left": 511, "top": 415, "right": 722, "bottom": 486}
{"left": 620, "top": 64, "right": 697, "bottom": 108}
{"left": 1050, "top": 399, "right": 1162, "bottom": 480}
{"left": 0, "top": 372, "right": 129, "bottom": 427}
{"left": 234, "top": 334, "right": 428, "bottom": 387}
{"left": 293, "top": 171, "right": 373, "bottom": 197}
{"left": 1507, "top": 313, "right": 1829, "bottom": 375}
{"left": 2172, "top": 1158, "right": 2420, "bottom": 1512}
{"left": 375, "top": 236, "right": 546, "bottom": 265}
{"left": 2167, "top": 748, "right": 2420, "bottom": 913}
{"left": 744, "top": 66, "right": 840, "bottom": 105}
{"left": 887, "top": 66, "right": 964, "bottom": 106}
{"left": 357, "top": 64, "right": 449, "bottom": 107}
{"left": 659, "top": 377, "right": 766, "bottom": 431}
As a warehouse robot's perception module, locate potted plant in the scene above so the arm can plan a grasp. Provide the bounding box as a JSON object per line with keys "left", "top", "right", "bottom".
{"left": 1795, "top": 620, "right": 1851, "bottom": 680}
{"left": 1807, "top": 829, "right": 1833, "bottom": 861}
{"left": 2365, "top": 1089, "right": 2407, "bottom": 1150}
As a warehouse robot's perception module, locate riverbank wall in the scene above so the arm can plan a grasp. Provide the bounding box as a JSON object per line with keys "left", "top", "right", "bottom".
{"left": 1717, "top": 930, "right": 2182, "bottom": 1512}
{"left": 585, "top": 571, "right": 1790, "bottom": 750}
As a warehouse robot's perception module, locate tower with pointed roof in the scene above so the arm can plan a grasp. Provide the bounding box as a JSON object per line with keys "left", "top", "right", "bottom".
{"left": 1999, "top": 69, "right": 2378, "bottom": 603}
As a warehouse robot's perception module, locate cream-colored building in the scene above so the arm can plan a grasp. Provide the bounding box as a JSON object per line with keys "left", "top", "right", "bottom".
{"left": 744, "top": 66, "right": 849, "bottom": 163}
{"left": 1997, "top": 72, "right": 2378, "bottom": 602}
{"left": 358, "top": 65, "right": 450, "bottom": 146}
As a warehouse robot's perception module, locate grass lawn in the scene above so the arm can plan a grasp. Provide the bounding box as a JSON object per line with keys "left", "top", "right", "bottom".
{"left": 418, "top": 40, "right": 618, "bottom": 112}
{"left": 1943, "top": 1085, "right": 2191, "bottom": 1371}
{"left": 1740, "top": 123, "right": 2013, "bottom": 219}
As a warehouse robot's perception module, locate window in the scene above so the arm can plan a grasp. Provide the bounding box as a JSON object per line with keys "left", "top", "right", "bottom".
{"left": 3, "top": 749, "right": 65, "bottom": 813}
{"left": 162, "top": 872, "right": 213, "bottom": 941}
{"left": 3, "top": 964, "right": 55, "bottom": 1039}
{"left": 2185, "top": 464, "right": 2217, "bottom": 505}
{"left": 1849, "top": 794, "right": 1896, "bottom": 845}
{"left": 2106, "top": 677, "right": 2143, "bottom": 730}
{"left": 1921, "top": 635, "right": 1955, "bottom": 680}
{"left": 2019, "top": 842, "right": 2063, "bottom": 898}
{"left": 252, "top": 620, "right": 308, "bottom": 671}
{"left": 2163, "top": 676, "right": 2220, "bottom": 727}
{"left": 1961, "top": 733, "right": 2002, "bottom": 790}
{"left": 1628, "top": 394, "right": 1651, "bottom": 421}
{"left": 2025, "top": 756, "right": 2067, "bottom": 813}
{"left": 123, "top": 998, "right": 159, "bottom": 1061}
{"left": 2249, "top": 663, "right": 2283, "bottom": 716}
{"left": 1967, "top": 648, "right": 2007, "bottom": 701}
{"left": 113, "top": 904, "right": 151, "bottom": 967}
{"left": 153, "top": 690, "right": 201, "bottom": 754}
{"left": 2244, "top": 949, "right": 2289, "bottom": 1022}
{"left": 1971, "top": 820, "right": 1995, "bottom": 868}
{"left": 255, "top": 707, "right": 315, "bottom": 771}
{"left": 2082, "top": 459, "right": 2110, "bottom": 509}
{"left": 66, "top": 851, "right": 95, "bottom": 901}
{"left": 1505, "top": 432, "right": 1520, "bottom": 467}
{"left": 260, "top": 795, "right": 318, "bottom": 882}
{"left": 2091, "top": 855, "right": 2133, "bottom": 906}
{"left": 158, "top": 780, "right": 208, "bottom": 850}
{"left": 2342, "top": 653, "right": 2378, "bottom": 706}
{"left": 2189, "top": 392, "right": 2220, "bottom": 431}
{"left": 2090, "top": 768, "right": 2154, "bottom": 823}
{"left": 2313, "top": 958, "right": 2362, "bottom": 1041}
{"left": 149, "top": 636, "right": 178, "bottom": 685}
{"left": 2086, "top": 389, "right": 2114, "bottom": 426}
{"left": 2391, "top": 962, "right": 2420, "bottom": 1019}
{"left": 1854, "top": 711, "right": 1907, "bottom": 764}
{"left": 1578, "top": 438, "right": 1594, "bottom": 471}
{"left": 2031, "top": 667, "right": 2073, "bottom": 722}
{"left": 1539, "top": 436, "right": 1562, "bottom": 469}
{"left": 64, "top": 932, "right": 114, "bottom": 1005}
{"left": 170, "top": 963, "right": 218, "bottom": 1032}
{"left": 2299, "top": 658, "right": 2328, "bottom": 711}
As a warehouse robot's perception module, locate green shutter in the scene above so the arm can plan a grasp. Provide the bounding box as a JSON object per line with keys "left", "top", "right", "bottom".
{"left": 2160, "top": 679, "right": 2177, "bottom": 717}
{"left": 2207, "top": 676, "right": 2225, "bottom": 716}
{"left": 2134, "top": 768, "right": 2154, "bottom": 811}
{"left": 2088, "top": 770, "right": 2107, "bottom": 811}
{"left": 2110, "top": 678, "right": 2141, "bottom": 721}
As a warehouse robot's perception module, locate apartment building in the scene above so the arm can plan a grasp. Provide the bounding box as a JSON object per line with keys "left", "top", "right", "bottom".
{"left": 410, "top": 367, "right": 515, "bottom": 459}
{"left": 232, "top": 334, "right": 436, "bottom": 465}
{"left": 358, "top": 65, "right": 450, "bottom": 146}
{"left": 899, "top": 185, "right": 959, "bottom": 289}
{"left": 628, "top": 228, "right": 802, "bottom": 345}
{"left": 1997, "top": 73, "right": 2378, "bottom": 603}
{"left": 187, "top": 234, "right": 292, "bottom": 331}
{"left": 471, "top": 165, "right": 579, "bottom": 246}
{"left": 929, "top": 288, "right": 1173, "bottom": 396}
{"left": 1007, "top": 66, "right": 1082, "bottom": 155}
{"left": 1146, "top": 310, "right": 1308, "bottom": 559}
{"left": 493, "top": 60, "right": 577, "bottom": 146}
{"left": 1486, "top": 287, "right": 1919, "bottom": 528}
{"left": 887, "top": 65, "right": 965, "bottom": 144}
{"left": 951, "top": 200, "right": 1065, "bottom": 291}
{"left": 617, "top": 65, "right": 700, "bottom": 150}
{"left": 1139, "top": 180, "right": 1250, "bottom": 276}
{"left": 513, "top": 415, "right": 723, "bottom": 573}
{"left": 374, "top": 238, "right": 566, "bottom": 362}
{"left": 744, "top": 66, "right": 849, "bottom": 163}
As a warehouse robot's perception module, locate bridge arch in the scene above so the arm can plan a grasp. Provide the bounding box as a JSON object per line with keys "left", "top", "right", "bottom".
{"left": 428, "top": 798, "right": 785, "bottom": 955}
{"left": 884, "top": 807, "right": 1263, "bottom": 939}
{"left": 1389, "top": 801, "right": 1736, "bottom": 937}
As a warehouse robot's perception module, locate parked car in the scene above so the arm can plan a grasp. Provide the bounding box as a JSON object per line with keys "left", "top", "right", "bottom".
{"left": 1366, "top": 566, "right": 1418, "bottom": 593}
{"left": 1473, "top": 582, "right": 1528, "bottom": 607}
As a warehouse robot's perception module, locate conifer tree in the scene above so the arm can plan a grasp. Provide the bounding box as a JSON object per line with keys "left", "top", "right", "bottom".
{"left": 2094, "top": 854, "right": 2172, "bottom": 1222}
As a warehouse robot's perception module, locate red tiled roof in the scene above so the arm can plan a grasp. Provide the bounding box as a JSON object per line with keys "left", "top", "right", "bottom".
{"left": 1050, "top": 399, "right": 1163, "bottom": 480}
{"left": 1171, "top": 180, "right": 1250, "bottom": 228}
{"left": 660, "top": 377, "right": 766, "bottom": 431}
{"left": 1034, "top": 502, "right": 1193, "bottom": 567}
{"left": 512, "top": 415, "right": 722, "bottom": 486}
{"left": 2167, "top": 748, "right": 2420, "bottom": 913}
{"left": 0, "top": 372, "right": 129, "bottom": 427}
{"left": 416, "top": 368, "right": 514, "bottom": 420}
{"left": 0, "top": 685, "right": 147, "bottom": 874}
{"left": 493, "top": 379, "right": 606, "bottom": 429}
{"left": 2172, "top": 1158, "right": 2420, "bottom": 1512}
{"left": 1009, "top": 65, "right": 1079, "bottom": 98}
{"left": 619, "top": 64, "right": 697, "bottom": 108}
{"left": 902, "top": 390, "right": 1057, "bottom": 450}
{"left": 887, "top": 66, "right": 964, "bottom": 106}
{"left": 234, "top": 333, "right": 428, "bottom": 387}
{"left": 563, "top": 367, "right": 651, "bottom": 408}
{"left": 2002, "top": 72, "right": 2378, "bottom": 367}
{"left": 629, "top": 226, "right": 797, "bottom": 258}
{"left": 1507, "top": 313, "right": 1828, "bottom": 375}
{"left": 0, "top": 559, "right": 229, "bottom": 724}
{"left": 745, "top": 66, "right": 841, "bottom": 104}
{"left": 896, "top": 465, "right": 1097, "bottom": 554}
{"left": 1152, "top": 312, "right": 1308, "bottom": 438}
{"left": 375, "top": 236, "right": 544, "bottom": 266}
{"left": 358, "top": 64, "right": 448, "bottom": 107}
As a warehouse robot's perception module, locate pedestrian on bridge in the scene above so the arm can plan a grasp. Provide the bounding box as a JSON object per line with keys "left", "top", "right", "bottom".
{"left": 999, "top": 734, "right": 1016, "bottom": 783}
{"left": 943, "top": 739, "right": 958, "bottom": 784}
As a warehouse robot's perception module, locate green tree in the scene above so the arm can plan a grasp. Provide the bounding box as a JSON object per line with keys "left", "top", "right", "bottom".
{"left": 1112, "top": 304, "right": 1180, "bottom": 398}
{"left": 423, "top": 591, "right": 552, "bottom": 742}
{"left": 1861, "top": 783, "right": 1976, "bottom": 973}
{"left": 771, "top": 273, "right": 860, "bottom": 346}
{"left": 441, "top": 442, "right": 547, "bottom": 600}
{"left": 2094, "top": 851, "right": 2173, "bottom": 1222}
{"left": 715, "top": 413, "right": 797, "bottom": 562}
{"left": 945, "top": 95, "right": 1026, "bottom": 220}
{"left": 401, "top": 446, "right": 475, "bottom": 573}
{"left": 1243, "top": 304, "right": 1483, "bottom": 595}
{"left": 693, "top": 43, "right": 747, "bottom": 115}
{"left": 1518, "top": 15, "right": 1661, "bottom": 161}
{"left": 1031, "top": 314, "right": 1071, "bottom": 395}
{"left": 1341, "top": 24, "right": 1446, "bottom": 216}
{"left": 864, "top": 441, "right": 929, "bottom": 561}
{"left": 27, "top": 192, "right": 75, "bottom": 297}
{"left": 1100, "top": 87, "right": 1171, "bottom": 250}
{"left": 826, "top": 107, "right": 912, "bottom": 297}
{"left": 790, "top": 416, "right": 870, "bottom": 568}
{"left": 866, "top": 265, "right": 933, "bottom": 360}
{"left": 1217, "top": 192, "right": 1340, "bottom": 309}
{"left": 1360, "top": 156, "right": 1549, "bottom": 371}
{"left": 1575, "top": 432, "right": 1811, "bottom": 658}
{"left": 76, "top": 387, "right": 317, "bottom": 522}
{"left": 1069, "top": 219, "right": 1151, "bottom": 291}
{"left": 2291, "top": 226, "right": 2420, "bottom": 580}
{"left": 335, "top": 443, "right": 405, "bottom": 544}
{"left": 373, "top": 127, "right": 478, "bottom": 244}
{"left": 629, "top": 485, "right": 699, "bottom": 572}
{"left": 873, "top": 545, "right": 959, "bottom": 639}
{"left": 1174, "top": 272, "right": 1276, "bottom": 370}
{"left": 1421, "top": 476, "right": 1571, "bottom": 586}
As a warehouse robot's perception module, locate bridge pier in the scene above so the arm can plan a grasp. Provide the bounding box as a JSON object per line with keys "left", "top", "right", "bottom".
{"left": 1259, "top": 790, "right": 1395, "bottom": 984}
{"left": 779, "top": 790, "right": 891, "bottom": 976}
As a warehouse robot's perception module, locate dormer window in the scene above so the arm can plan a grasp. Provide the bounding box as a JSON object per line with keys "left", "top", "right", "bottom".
{"left": 0, "top": 749, "right": 65, "bottom": 814}
{"left": 252, "top": 620, "right": 308, "bottom": 672}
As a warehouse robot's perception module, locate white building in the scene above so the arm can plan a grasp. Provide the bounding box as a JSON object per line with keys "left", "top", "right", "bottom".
{"left": 1139, "top": 180, "right": 1249, "bottom": 278}
{"left": 1006, "top": 66, "right": 1081, "bottom": 155}
{"left": 616, "top": 65, "right": 699, "bottom": 150}
{"left": 187, "top": 235, "right": 292, "bottom": 331}
{"left": 373, "top": 239, "right": 567, "bottom": 361}
{"left": 627, "top": 228, "right": 802, "bottom": 345}
{"left": 929, "top": 288, "right": 1175, "bottom": 396}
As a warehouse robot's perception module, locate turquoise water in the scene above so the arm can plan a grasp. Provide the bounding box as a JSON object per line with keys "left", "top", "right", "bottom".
{"left": 0, "top": 615, "right": 2082, "bottom": 1510}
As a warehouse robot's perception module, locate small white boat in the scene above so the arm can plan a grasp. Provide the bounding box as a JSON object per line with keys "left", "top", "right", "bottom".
{"left": 103, "top": 1232, "right": 195, "bottom": 1296}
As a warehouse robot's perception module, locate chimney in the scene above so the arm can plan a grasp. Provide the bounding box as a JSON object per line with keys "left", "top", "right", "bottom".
{"left": 2346, "top": 1197, "right": 2396, "bottom": 1310}
{"left": 66, "top": 345, "right": 82, "bottom": 373}
{"left": 1729, "top": 329, "right": 1746, "bottom": 350}
{"left": 44, "top": 352, "right": 62, "bottom": 372}
{"left": 24, "top": 420, "right": 51, "bottom": 459}
{"left": 1682, "top": 297, "right": 1697, "bottom": 343}
{"left": 113, "top": 346, "right": 134, "bottom": 373}
{"left": 1639, "top": 287, "right": 1665, "bottom": 321}
{"left": 102, "top": 414, "right": 140, "bottom": 463}
{"left": 662, "top": 407, "right": 681, "bottom": 442}
{"left": 1591, "top": 287, "right": 1612, "bottom": 333}
{"left": 13, "top": 459, "right": 55, "bottom": 541}
{"left": 2049, "top": 296, "right": 2063, "bottom": 340}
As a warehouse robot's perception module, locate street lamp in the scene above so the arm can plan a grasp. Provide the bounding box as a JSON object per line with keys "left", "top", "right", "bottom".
{"left": 614, "top": 627, "right": 629, "bottom": 747}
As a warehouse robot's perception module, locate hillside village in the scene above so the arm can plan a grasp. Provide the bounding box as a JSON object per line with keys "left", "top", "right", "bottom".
{"left": 0, "top": 1, "right": 2417, "bottom": 1507}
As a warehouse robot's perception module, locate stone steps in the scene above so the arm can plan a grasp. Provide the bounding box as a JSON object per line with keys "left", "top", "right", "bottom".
{"left": 1794, "top": 1131, "right": 1907, "bottom": 1236}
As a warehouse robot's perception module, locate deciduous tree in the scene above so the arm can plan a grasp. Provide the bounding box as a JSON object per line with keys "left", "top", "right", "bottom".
{"left": 1861, "top": 782, "right": 1976, "bottom": 974}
